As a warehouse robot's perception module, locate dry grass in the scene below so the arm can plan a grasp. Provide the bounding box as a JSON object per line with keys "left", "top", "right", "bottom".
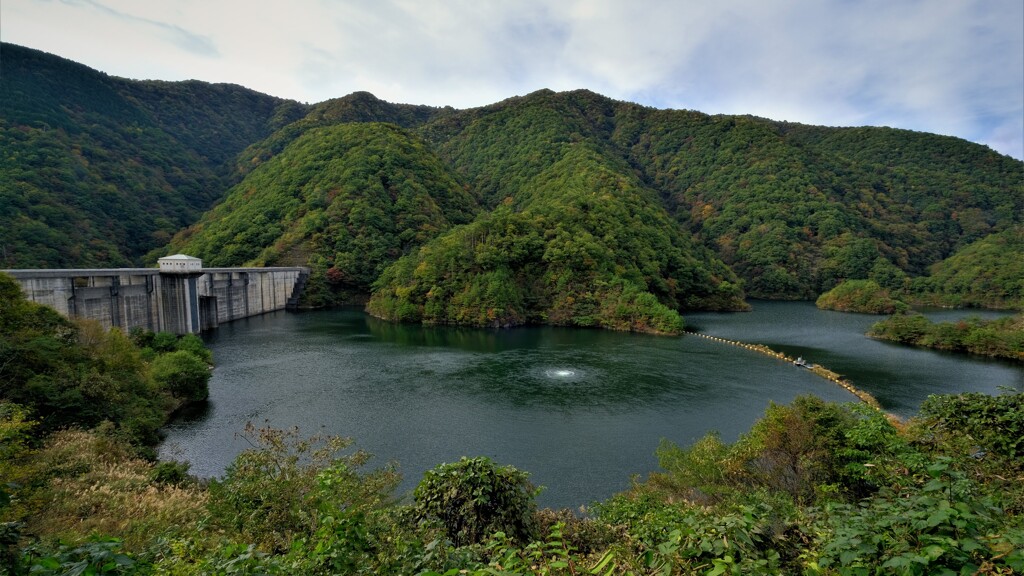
{"left": 23, "top": 429, "right": 208, "bottom": 551}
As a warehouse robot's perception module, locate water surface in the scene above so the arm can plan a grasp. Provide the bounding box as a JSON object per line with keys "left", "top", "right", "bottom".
{"left": 687, "top": 302, "right": 1021, "bottom": 414}
{"left": 160, "top": 302, "right": 1021, "bottom": 508}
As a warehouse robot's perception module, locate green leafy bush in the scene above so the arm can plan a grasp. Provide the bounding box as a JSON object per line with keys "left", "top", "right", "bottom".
{"left": 917, "top": 392, "right": 1024, "bottom": 461}
{"left": 148, "top": 460, "right": 193, "bottom": 487}
{"left": 414, "top": 456, "right": 539, "bottom": 546}
{"left": 816, "top": 460, "right": 1023, "bottom": 575}
{"left": 174, "top": 334, "right": 213, "bottom": 364}
{"left": 21, "top": 538, "right": 137, "bottom": 576}
{"left": 650, "top": 397, "right": 911, "bottom": 506}
{"left": 150, "top": 350, "right": 210, "bottom": 402}
{"left": 206, "top": 424, "right": 398, "bottom": 554}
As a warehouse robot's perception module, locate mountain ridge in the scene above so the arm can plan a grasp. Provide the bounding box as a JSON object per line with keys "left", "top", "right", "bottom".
{"left": 3, "top": 42, "right": 1021, "bottom": 331}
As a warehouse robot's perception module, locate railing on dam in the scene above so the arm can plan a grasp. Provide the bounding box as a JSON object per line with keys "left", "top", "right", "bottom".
{"left": 2, "top": 266, "right": 310, "bottom": 335}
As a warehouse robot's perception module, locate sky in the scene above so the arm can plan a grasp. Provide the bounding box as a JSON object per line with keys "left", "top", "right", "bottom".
{"left": 3, "top": 0, "right": 1023, "bottom": 160}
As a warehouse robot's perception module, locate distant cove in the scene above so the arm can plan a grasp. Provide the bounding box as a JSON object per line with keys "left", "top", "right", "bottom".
{"left": 159, "top": 301, "right": 1022, "bottom": 509}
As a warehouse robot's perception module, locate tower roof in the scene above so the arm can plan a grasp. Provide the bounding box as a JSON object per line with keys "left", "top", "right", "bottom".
{"left": 158, "top": 254, "right": 201, "bottom": 261}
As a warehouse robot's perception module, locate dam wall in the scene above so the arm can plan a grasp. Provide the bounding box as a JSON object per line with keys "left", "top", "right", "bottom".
{"left": 3, "top": 265, "right": 309, "bottom": 335}
{"left": 197, "top": 268, "right": 307, "bottom": 331}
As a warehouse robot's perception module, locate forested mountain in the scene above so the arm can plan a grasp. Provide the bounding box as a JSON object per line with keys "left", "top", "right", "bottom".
{"left": 118, "top": 79, "right": 308, "bottom": 172}
{"left": 368, "top": 90, "right": 747, "bottom": 331}
{"left": 367, "top": 147, "right": 746, "bottom": 333}
{"left": 412, "top": 89, "right": 1021, "bottom": 300}
{"left": 611, "top": 107, "right": 1023, "bottom": 298}
{"left": 915, "top": 226, "right": 1024, "bottom": 309}
{"left": 233, "top": 91, "right": 450, "bottom": 179}
{"left": 3, "top": 43, "right": 1022, "bottom": 331}
{"left": 0, "top": 43, "right": 303, "bottom": 267}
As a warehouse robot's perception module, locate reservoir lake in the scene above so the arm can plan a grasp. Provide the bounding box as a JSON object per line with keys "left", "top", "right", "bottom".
{"left": 159, "top": 301, "right": 1022, "bottom": 509}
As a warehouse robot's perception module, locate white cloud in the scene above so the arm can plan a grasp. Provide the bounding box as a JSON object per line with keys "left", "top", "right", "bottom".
{"left": 72, "top": 0, "right": 218, "bottom": 56}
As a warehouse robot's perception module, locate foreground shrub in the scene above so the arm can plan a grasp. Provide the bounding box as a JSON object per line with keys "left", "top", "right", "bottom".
{"left": 20, "top": 538, "right": 138, "bottom": 576}
{"left": 150, "top": 350, "right": 210, "bottom": 402}
{"left": 5, "top": 429, "right": 206, "bottom": 555}
{"left": 596, "top": 494, "right": 808, "bottom": 575}
{"left": 651, "top": 397, "right": 914, "bottom": 506}
{"left": 910, "top": 391, "right": 1024, "bottom": 514}
{"left": 206, "top": 424, "right": 398, "bottom": 554}
{"left": 534, "top": 508, "right": 622, "bottom": 556}
{"left": 917, "top": 392, "right": 1024, "bottom": 461}
{"left": 414, "top": 456, "right": 539, "bottom": 546}
{"left": 815, "top": 460, "right": 1024, "bottom": 575}
{"left": 6, "top": 381, "right": 1023, "bottom": 575}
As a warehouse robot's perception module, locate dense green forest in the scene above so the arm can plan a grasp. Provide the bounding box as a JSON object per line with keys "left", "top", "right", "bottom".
{"left": 158, "top": 122, "right": 478, "bottom": 305}
{"left": 909, "top": 226, "right": 1024, "bottom": 309}
{"left": 0, "top": 43, "right": 303, "bottom": 268}
{"left": 613, "top": 108, "right": 1023, "bottom": 299}
{"left": 3, "top": 43, "right": 1022, "bottom": 331}
{"left": 815, "top": 279, "right": 908, "bottom": 314}
{"left": 233, "top": 91, "right": 450, "bottom": 180}
{"left": 816, "top": 227, "right": 1024, "bottom": 313}
{"left": 3, "top": 278, "right": 1023, "bottom": 574}
{"left": 367, "top": 144, "right": 746, "bottom": 333}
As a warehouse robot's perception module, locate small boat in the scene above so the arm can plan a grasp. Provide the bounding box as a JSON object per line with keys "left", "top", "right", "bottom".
{"left": 793, "top": 357, "right": 814, "bottom": 368}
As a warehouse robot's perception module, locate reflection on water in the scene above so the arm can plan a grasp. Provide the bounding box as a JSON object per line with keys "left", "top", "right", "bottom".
{"left": 160, "top": 303, "right": 1022, "bottom": 508}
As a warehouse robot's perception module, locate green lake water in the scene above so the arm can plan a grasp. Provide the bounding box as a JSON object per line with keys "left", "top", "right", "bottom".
{"left": 159, "top": 302, "right": 1022, "bottom": 508}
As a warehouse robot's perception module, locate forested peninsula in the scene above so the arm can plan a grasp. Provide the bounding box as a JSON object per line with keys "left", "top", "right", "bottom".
{"left": 869, "top": 312, "right": 1024, "bottom": 361}
{"left": 3, "top": 43, "right": 1022, "bottom": 334}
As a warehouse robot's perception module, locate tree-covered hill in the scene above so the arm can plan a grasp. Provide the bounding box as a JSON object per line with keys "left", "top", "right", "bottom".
{"left": 0, "top": 43, "right": 301, "bottom": 267}
{"left": 415, "top": 89, "right": 1021, "bottom": 300}
{"left": 784, "top": 123, "right": 1023, "bottom": 266}
{"left": 117, "top": 79, "right": 309, "bottom": 172}
{"left": 817, "top": 225, "right": 1024, "bottom": 313}
{"left": 364, "top": 89, "right": 746, "bottom": 332}
{"left": 160, "top": 122, "right": 478, "bottom": 305}
{"left": 913, "top": 226, "right": 1024, "bottom": 309}
{"left": 368, "top": 144, "right": 746, "bottom": 334}
{"left": 233, "top": 91, "right": 451, "bottom": 178}
{"left": 419, "top": 89, "right": 627, "bottom": 208}
{"left": 611, "top": 108, "right": 1023, "bottom": 298}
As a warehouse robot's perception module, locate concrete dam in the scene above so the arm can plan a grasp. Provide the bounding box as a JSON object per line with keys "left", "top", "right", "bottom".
{"left": 3, "top": 255, "right": 309, "bottom": 335}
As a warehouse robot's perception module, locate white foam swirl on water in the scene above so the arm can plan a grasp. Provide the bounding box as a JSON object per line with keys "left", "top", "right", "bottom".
{"left": 545, "top": 368, "right": 576, "bottom": 378}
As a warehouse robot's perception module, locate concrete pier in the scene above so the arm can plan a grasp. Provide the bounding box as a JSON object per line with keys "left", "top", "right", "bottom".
{"left": 2, "top": 264, "right": 309, "bottom": 335}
